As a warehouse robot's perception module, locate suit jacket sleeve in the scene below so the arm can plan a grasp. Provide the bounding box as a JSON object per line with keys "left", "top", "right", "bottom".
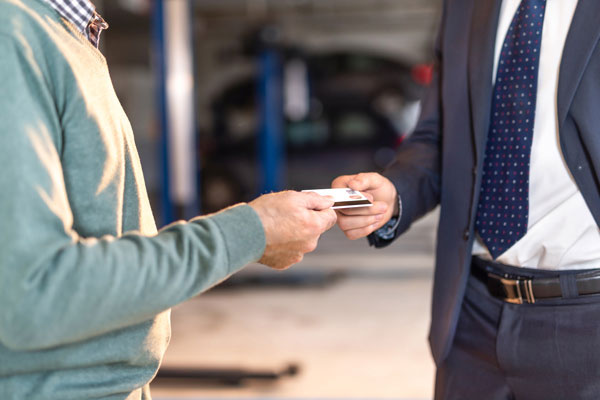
{"left": 369, "top": 9, "right": 444, "bottom": 248}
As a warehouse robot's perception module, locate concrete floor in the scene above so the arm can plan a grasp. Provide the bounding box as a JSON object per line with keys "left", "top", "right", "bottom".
{"left": 151, "top": 209, "right": 439, "bottom": 399}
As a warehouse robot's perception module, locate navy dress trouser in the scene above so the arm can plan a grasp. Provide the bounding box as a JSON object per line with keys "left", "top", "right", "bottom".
{"left": 435, "top": 261, "right": 600, "bottom": 400}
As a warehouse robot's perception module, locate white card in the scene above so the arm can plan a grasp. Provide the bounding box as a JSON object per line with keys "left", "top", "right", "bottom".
{"left": 302, "top": 188, "right": 373, "bottom": 209}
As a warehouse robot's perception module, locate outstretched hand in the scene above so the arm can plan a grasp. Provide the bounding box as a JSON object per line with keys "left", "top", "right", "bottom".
{"left": 331, "top": 172, "right": 398, "bottom": 240}
{"left": 250, "top": 191, "right": 337, "bottom": 269}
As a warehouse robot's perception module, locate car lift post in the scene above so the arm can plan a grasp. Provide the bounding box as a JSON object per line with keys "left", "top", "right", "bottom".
{"left": 257, "top": 30, "right": 286, "bottom": 194}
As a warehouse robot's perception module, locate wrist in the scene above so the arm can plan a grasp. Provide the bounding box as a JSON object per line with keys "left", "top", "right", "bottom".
{"left": 392, "top": 195, "right": 400, "bottom": 218}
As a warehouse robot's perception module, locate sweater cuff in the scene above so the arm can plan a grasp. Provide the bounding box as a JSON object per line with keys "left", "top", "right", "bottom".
{"left": 200, "top": 204, "right": 266, "bottom": 274}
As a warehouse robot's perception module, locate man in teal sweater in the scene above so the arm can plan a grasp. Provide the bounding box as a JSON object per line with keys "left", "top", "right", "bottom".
{"left": 0, "top": 0, "right": 337, "bottom": 398}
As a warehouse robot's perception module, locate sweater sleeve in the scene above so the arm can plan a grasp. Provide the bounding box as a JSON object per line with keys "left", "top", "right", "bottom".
{"left": 0, "top": 35, "right": 266, "bottom": 351}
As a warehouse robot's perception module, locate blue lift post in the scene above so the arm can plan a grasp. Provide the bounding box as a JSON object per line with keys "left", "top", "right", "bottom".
{"left": 258, "top": 47, "right": 286, "bottom": 195}
{"left": 152, "top": 0, "right": 173, "bottom": 225}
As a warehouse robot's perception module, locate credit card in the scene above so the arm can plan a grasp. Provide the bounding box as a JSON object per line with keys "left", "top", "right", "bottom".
{"left": 302, "top": 188, "right": 373, "bottom": 209}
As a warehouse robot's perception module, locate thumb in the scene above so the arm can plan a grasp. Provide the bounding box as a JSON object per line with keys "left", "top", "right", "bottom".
{"left": 303, "top": 192, "right": 335, "bottom": 211}
{"left": 347, "top": 173, "right": 380, "bottom": 192}
{"left": 321, "top": 208, "right": 338, "bottom": 231}
{"left": 313, "top": 208, "right": 338, "bottom": 233}
{"left": 331, "top": 174, "right": 355, "bottom": 189}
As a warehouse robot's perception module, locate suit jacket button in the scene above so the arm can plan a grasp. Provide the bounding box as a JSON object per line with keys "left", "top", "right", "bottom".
{"left": 463, "top": 230, "right": 470, "bottom": 240}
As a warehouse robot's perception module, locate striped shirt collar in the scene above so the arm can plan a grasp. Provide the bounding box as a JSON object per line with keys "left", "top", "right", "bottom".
{"left": 41, "top": 0, "right": 108, "bottom": 48}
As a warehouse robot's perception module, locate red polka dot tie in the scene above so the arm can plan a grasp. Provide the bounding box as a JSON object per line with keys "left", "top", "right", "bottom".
{"left": 475, "top": 0, "right": 547, "bottom": 259}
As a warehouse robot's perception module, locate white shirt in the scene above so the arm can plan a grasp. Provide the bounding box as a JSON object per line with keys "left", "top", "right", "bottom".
{"left": 472, "top": 0, "right": 600, "bottom": 270}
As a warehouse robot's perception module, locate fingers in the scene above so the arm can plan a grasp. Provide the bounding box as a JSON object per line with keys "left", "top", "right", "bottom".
{"left": 302, "top": 191, "right": 335, "bottom": 211}
{"left": 331, "top": 174, "right": 355, "bottom": 189}
{"left": 336, "top": 200, "right": 389, "bottom": 240}
{"left": 342, "top": 225, "right": 379, "bottom": 241}
{"left": 337, "top": 213, "right": 383, "bottom": 231}
{"left": 362, "top": 192, "right": 375, "bottom": 203}
{"left": 303, "top": 207, "right": 337, "bottom": 236}
{"left": 345, "top": 172, "right": 384, "bottom": 192}
{"left": 253, "top": 191, "right": 336, "bottom": 271}
{"left": 318, "top": 208, "right": 338, "bottom": 232}
{"left": 337, "top": 201, "right": 388, "bottom": 216}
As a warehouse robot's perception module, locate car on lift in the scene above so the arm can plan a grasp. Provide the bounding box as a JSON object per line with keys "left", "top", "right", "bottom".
{"left": 199, "top": 50, "right": 432, "bottom": 213}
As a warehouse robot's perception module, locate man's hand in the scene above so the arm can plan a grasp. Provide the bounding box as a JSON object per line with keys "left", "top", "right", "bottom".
{"left": 250, "top": 191, "right": 337, "bottom": 270}
{"left": 331, "top": 172, "right": 398, "bottom": 240}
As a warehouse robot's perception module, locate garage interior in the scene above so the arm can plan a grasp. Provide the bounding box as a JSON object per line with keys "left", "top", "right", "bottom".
{"left": 97, "top": 1, "right": 442, "bottom": 398}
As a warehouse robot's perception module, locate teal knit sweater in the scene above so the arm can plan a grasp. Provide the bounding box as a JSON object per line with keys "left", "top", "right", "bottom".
{"left": 0, "top": 1, "right": 266, "bottom": 398}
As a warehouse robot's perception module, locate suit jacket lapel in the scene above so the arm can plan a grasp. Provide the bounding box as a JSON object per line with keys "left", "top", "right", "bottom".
{"left": 468, "top": 0, "right": 502, "bottom": 165}
{"left": 557, "top": 0, "right": 600, "bottom": 128}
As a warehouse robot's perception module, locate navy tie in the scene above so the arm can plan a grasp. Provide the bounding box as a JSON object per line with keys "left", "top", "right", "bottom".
{"left": 475, "top": 0, "right": 547, "bottom": 259}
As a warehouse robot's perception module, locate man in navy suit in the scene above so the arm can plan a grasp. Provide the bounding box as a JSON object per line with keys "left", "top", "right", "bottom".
{"left": 333, "top": 0, "right": 600, "bottom": 398}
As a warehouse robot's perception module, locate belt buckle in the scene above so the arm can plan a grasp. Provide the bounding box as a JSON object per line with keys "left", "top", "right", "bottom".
{"left": 489, "top": 273, "right": 536, "bottom": 304}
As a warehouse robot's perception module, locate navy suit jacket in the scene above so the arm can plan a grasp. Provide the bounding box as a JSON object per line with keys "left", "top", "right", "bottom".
{"left": 372, "top": 0, "right": 600, "bottom": 364}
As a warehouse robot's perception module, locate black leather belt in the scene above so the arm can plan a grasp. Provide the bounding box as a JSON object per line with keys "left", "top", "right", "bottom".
{"left": 471, "top": 256, "right": 600, "bottom": 304}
